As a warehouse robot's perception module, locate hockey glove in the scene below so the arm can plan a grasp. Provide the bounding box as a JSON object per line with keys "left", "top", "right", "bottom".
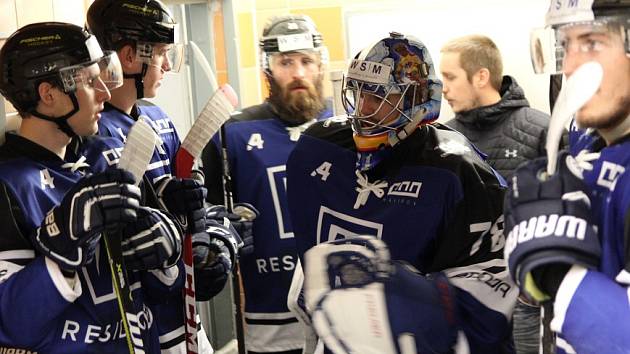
{"left": 304, "top": 236, "right": 459, "bottom": 354}
{"left": 156, "top": 176, "right": 207, "bottom": 235}
{"left": 121, "top": 206, "right": 182, "bottom": 271}
{"left": 504, "top": 151, "right": 600, "bottom": 303}
{"left": 192, "top": 219, "right": 241, "bottom": 301}
{"left": 206, "top": 203, "right": 259, "bottom": 256}
{"left": 33, "top": 168, "right": 141, "bottom": 270}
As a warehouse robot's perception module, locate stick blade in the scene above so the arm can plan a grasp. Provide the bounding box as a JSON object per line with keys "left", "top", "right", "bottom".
{"left": 178, "top": 84, "right": 238, "bottom": 166}
{"left": 546, "top": 61, "right": 603, "bottom": 175}
{"left": 118, "top": 117, "right": 157, "bottom": 184}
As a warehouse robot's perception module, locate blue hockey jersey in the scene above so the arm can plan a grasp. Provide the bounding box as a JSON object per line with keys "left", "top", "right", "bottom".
{"left": 97, "top": 102, "right": 197, "bottom": 353}
{"left": 550, "top": 133, "right": 630, "bottom": 354}
{"left": 286, "top": 119, "right": 519, "bottom": 353}
{"left": 201, "top": 102, "right": 333, "bottom": 352}
{"left": 98, "top": 102, "right": 180, "bottom": 185}
{"left": 0, "top": 133, "right": 183, "bottom": 353}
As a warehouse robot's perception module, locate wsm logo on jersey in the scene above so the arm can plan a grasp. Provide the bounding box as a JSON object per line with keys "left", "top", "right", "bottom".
{"left": 384, "top": 180, "right": 422, "bottom": 206}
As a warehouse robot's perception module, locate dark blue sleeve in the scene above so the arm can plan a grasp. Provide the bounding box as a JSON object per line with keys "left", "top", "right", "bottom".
{"left": 0, "top": 257, "right": 80, "bottom": 348}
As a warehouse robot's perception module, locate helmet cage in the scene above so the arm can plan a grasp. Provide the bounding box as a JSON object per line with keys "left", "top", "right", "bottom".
{"left": 343, "top": 76, "right": 422, "bottom": 137}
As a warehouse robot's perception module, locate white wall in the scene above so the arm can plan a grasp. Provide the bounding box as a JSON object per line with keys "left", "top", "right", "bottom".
{"left": 344, "top": 0, "right": 552, "bottom": 122}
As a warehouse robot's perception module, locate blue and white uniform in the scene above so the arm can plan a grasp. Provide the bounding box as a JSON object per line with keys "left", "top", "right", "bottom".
{"left": 0, "top": 133, "right": 183, "bottom": 353}
{"left": 201, "top": 102, "right": 333, "bottom": 353}
{"left": 551, "top": 133, "right": 630, "bottom": 354}
{"left": 286, "top": 118, "right": 519, "bottom": 353}
{"left": 98, "top": 101, "right": 180, "bottom": 185}
{"left": 98, "top": 101, "right": 206, "bottom": 353}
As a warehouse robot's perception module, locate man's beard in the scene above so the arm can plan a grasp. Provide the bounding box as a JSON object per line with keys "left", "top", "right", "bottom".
{"left": 267, "top": 75, "right": 325, "bottom": 125}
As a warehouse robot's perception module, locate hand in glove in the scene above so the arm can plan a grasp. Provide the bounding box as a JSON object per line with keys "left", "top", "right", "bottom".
{"left": 206, "top": 203, "right": 259, "bottom": 256}
{"left": 193, "top": 219, "right": 241, "bottom": 301}
{"left": 504, "top": 151, "right": 600, "bottom": 302}
{"left": 121, "top": 207, "right": 182, "bottom": 271}
{"left": 33, "top": 168, "right": 141, "bottom": 271}
{"left": 156, "top": 176, "right": 207, "bottom": 234}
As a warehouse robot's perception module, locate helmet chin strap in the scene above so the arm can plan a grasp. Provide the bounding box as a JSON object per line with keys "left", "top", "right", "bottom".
{"left": 123, "top": 63, "right": 149, "bottom": 99}
{"left": 30, "top": 93, "right": 80, "bottom": 138}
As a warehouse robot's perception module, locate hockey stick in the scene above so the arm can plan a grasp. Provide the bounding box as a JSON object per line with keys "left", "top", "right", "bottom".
{"left": 190, "top": 39, "right": 247, "bottom": 354}
{"left": 330, "top": 70, "right": 345, "bottom": 116}
{"left": 545, "top": 61, "right": 602, "bottom": 175}
{"left": 105, "top": 117, "right": 157, "bottom": 354}
{"left": 175, "top": 84, "right": 238, "bottom": 354}
{"left": 218, "top": 121, "right": 248, "bottom": 354}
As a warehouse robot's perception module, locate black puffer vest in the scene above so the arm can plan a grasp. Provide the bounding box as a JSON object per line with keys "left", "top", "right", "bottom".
{"left": 445, "top": 76, "right": 551, "bottom": 180}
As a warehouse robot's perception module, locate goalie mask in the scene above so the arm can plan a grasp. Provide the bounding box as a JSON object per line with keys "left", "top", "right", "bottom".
{"left": 530, "top": 0, "right": 630, "bottom": 74}
{"left": 87, "top": 0, "right": 184, "bottom": 98}
{"left": 342, "top": 32, "right": 442, "bottom": 151}
{"left": 0, "top": 22, "right": 123, "bottom": 137}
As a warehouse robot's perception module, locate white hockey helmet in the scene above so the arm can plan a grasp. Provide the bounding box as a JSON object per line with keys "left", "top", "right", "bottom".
{"left": 530, "top": 0, "right": 630, "bottom": 74}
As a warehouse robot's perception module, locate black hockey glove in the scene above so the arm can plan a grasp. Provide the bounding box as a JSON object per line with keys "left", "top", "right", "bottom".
{"left": 156, "top": 176, "right": 207, "bottom": 235}
{"left": 504, "top": 151, "right": 600, "bottom": 302}
{"left": 192, "top": 219, "right": 241, "bottom": 301}
{"left": 121, "top": 206, "right": 182, "bottom": 271}
{"left": 206, "top": 203, "right": 258, "bottom": 256}
{"left": 33, "top": 168, "right": 141, "bottom": 271}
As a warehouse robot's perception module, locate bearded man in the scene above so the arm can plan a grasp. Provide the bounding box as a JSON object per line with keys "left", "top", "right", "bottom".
{"left": 200, "top": 14, "right": 332, "bottom": 354}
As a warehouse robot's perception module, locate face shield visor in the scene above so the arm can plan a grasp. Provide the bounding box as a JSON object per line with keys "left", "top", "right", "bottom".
{"left": 58, "top": 50, "right": 123, "bottom": 93}
{"left": 531, "top": 15, "right": 629, "bottom": 74}
{"left": 136, "top": 41, "right": 185, "bottom": 73}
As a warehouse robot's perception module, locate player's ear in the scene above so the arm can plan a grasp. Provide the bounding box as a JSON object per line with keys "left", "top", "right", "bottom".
{"left": 37, "top": 81, "right": 57, "bottom": 106}
{"left": 118, "top": 44, "right": 136, "bottom": 70}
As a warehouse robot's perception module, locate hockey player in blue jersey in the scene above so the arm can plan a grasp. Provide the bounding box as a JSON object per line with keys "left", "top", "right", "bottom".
{"left": 0, "top": 22, "right": 186, "bottom": 353}
{"left": 200, "top": 15, "right": 332, "bottom": 354}
{"left": 85, "top": 0, "right": 240, "bottom": 352}
{"left": 504, "top": 0, "right": 630, "bottom": 353}
{"left": 286, "top": 32, "right": 518, "bottom": 353}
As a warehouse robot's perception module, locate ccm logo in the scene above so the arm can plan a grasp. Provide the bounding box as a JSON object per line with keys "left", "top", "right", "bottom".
{"left": 387, "top": 181, "right": 422, "bottom": 198}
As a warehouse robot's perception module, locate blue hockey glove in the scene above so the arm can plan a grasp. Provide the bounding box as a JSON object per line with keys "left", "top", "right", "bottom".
{"left": 121, "top": 207, "right": 182, "bottom": 270}
{"left": 304, "top": 236, "right": 459, "bottom": 354}
{"left": 206, "top": 203, "right": 258, "bottom": 256}
{"left": 504, "top": 151, "right": 600, "bottom": 302}
{"left": 192, "top": 219, "right": 240, "bottom": 301}
{"left": 33, "top": 168, "right": 141, "bottom": 271}
{"left": 156, "top": 176, "right": 207, "bottom": 235}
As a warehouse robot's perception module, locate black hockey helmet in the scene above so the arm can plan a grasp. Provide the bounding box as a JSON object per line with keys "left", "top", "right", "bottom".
{"left": 259, "top": 15, "right": 328, "bottom": 73}
{"left": 86, "top": 0, "right": 183, "bottom": 98}
{"left": 86, "top": 0, "right": 177, "bottom": 50}
{"left": 0, "top": 22, "right": 122, "bottom": 136}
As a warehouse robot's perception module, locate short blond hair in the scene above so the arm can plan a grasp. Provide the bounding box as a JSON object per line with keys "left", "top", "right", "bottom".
{"left": 441, "top": 35, "right": 503, "bottom": 91}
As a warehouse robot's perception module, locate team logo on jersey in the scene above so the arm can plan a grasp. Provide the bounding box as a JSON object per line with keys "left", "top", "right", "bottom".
{"left": 437, "top": 140, "right": 471, "bottom": 157}
{"left": 102, "top": 147, "right": 123, "bottom": 167}
{"left": 316, "top": 206, "right": 383, "bottom": 244}
{"left": 387, "top": 181, "right": 422, "bottom": 198}
{"left": 597, "top": 161, "right": 625, "bottom": 191}
{"left": 381, "top": 180, "right": 423, "bottom": 206}
{"left": 267, "top": 165, "right": 293, "bottom": 239}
